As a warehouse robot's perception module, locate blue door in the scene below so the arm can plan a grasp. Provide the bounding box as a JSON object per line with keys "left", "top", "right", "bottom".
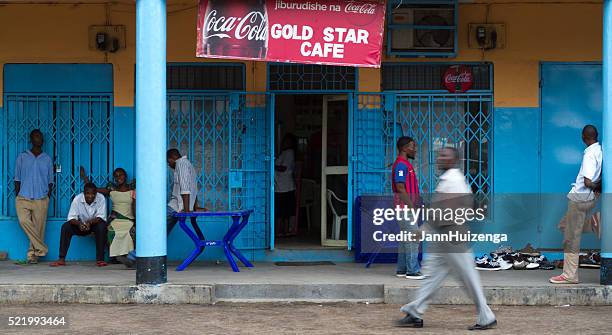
{"left": 230, "top": 93, "right": 273, "bottom": 249}
{"left": 1, "top": 64, "right": 113, "bottom": 218}
{"left": 540, "top": 63, "right": 602, "bottom": 249}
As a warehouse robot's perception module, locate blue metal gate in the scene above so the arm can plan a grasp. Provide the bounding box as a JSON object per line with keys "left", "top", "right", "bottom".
{"left": 167, "top": 92, "right": 272, "bottom": 249}
{"left": 1, "top": 94, "right": 113, "bottom": 217}
{"left": 352, "top": 92, "right": 493, "bottom": 204}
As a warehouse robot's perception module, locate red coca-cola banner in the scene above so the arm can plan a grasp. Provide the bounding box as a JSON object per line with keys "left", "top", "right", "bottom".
{"left": 443, "top": 65, "right": 474, "bottom": 93}
{"left": 196, "top": 0, "right": 386, "bottom": 68}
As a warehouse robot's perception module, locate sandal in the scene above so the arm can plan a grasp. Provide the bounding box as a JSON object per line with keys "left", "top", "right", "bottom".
{"left": 96, "top": 261, "right": 108, "bottom": 267}
{"left": 49, "top": 260, "right": 66, "bottom": 267}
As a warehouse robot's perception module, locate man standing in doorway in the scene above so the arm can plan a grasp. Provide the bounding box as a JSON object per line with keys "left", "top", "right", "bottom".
{"left": 396, "top": 147, "right": 497, "bottom": 330}
{"left": 14, "top": 129, "right": 54, "bottom": 264}
{"left": 392, "top": 136, "right": 424, "bottom": 279}
{"left": 166, "top": 149, "right": 199, "bottom": 235}
{"left": 550, "top": 125, "right": 602, "bottom": 284}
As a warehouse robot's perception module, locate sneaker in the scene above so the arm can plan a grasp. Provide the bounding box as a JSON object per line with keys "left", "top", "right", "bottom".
{"left": 513, "top": 260, "right": 528, "bottom": 270}
{"left": 406, "top": 272, "right": 426, "bottom": 280}
{"left": 549, "top": 274, "right": 578, "bottom": 284}
{"left": 529, "top": 255, "right": 555, "bottom": 270}
{"left": 468, "top": 320, "right": 497, "bottom": 331}
{"left": 494, "top": 257, "right": 513, "bottom": 270}
{"left": 579, "top": 252, "right": 601, "bottom": 268}
{"left": 525, "top": 256, "right": 541, "bottom": 269}
{"left": 475, "top": 256, "right": 502, "bottom": 271}
{"left": 492, "top": 245, "right": 513, "bottom": 254}
{"left": 517, "top": 243, "right": 540, "bottom": 256}
{"left": 396, "top": 272, "right": 407, "bottom": 278}
{"left": 511, "top": 253, "right": 528, "bottom": 270}
{"left": 475, "top": 254, "right": 490, "bottom": 263}
{"left": 395, "top": 314, "right": 424, "bottom": 328}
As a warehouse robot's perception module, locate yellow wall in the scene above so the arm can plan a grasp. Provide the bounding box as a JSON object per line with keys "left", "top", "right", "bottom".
{"left": 0, "top": 0, "right": 603, "bottom": 108}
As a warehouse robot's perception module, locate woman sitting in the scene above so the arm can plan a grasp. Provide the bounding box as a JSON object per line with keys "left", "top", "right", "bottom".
{"left": 80, "top": 167, "right": 135, "bottom": 268}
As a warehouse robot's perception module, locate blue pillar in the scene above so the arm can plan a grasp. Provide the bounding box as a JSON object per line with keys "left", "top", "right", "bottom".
{"left": 602, "top": 0, "right": 612, "bottom": 285}
{"left": 135, "top": 0, "right": 167, "bottom": 285}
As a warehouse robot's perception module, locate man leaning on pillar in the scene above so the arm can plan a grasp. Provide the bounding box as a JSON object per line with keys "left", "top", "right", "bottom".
{"left": 550, "top": 125, "right": 602, "bottom": 284}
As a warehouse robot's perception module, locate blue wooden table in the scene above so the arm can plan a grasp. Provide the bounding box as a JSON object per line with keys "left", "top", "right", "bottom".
{"left": 174, "top": 209, "right": 255, "bottom": 272}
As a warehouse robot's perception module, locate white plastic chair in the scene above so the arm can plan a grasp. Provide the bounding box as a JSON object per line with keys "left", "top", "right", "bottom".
{"left": 326, "top": 189, "right": 347, "bottom": 240}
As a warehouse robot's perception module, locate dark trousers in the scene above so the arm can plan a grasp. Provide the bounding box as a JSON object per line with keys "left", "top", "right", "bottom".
{"left": 167, "top": 207, "right": 203, "bottom": 239}
{"left": 59, "top": 221, "right": 107, "bottom": 261}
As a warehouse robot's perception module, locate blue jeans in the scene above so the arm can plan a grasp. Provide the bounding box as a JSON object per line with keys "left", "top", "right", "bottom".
{"left": 397, "top": 219, "right": 421, "bottom": 274}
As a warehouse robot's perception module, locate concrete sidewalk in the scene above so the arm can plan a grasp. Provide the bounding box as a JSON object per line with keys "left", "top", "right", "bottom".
{"left": 0, "top": 261, "right": 609, "bottom": 305}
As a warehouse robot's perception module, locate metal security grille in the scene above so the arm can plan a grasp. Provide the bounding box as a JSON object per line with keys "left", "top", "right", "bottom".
{"left": 167, "top": 64, "right": 245, "bottom": 91}
{"left": 268, "top": 64, "right": 357, "bottom": 91}
{"left": 353, "top": 92, "right": 492, "bottom": 203}
{"left": 1, "top": 95, "right": 113, "bottom": 217}
{"left": 229, "top": 93, "right": 271, "bottom": 249}
{"left": 167, "top": 93, "right": 271, "bottom": 249}
{"left": 167, "top": 94, "right": 231, "bottom": 212}
{"left": 381, "top": 63, "right": 492, "bottom": 91}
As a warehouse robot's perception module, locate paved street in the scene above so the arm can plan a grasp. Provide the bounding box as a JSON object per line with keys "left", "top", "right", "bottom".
{"left": 1, "top": 303, "right": 610, "bottom": 335}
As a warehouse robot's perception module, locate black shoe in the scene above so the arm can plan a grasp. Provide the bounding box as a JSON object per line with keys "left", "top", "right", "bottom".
{"left": 395, "top": 314, "right": 423, "bottom": 328}
{"left": 116, "top": 255, "right": 136, "bottom": 269}
{"left": 468, "top": 320, "right": 497, "bottom": 331}
{"left": 108, "top": 257, "right": 122, "bottom": 264}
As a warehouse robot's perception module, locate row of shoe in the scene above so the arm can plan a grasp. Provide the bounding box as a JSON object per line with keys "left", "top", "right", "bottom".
{"left": 475, "top": 252, "right": 555, "bottom": 271}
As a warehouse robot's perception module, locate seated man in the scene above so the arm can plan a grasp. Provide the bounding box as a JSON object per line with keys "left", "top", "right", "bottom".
{"left": 50, "top": 183, "right": 108, "bottom": 267}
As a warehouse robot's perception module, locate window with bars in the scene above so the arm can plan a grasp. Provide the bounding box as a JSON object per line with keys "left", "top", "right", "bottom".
{"left": 1, "top": 95, "right": 113, "bottom": 217}
{"left": 268, "top": 63, "right": 357, "bottom": 91}
{"left": 382, "top": 63, "right": 492, "bottom": 91}
{"left": 167, "top": 64, "right": 245, "bottom": 91}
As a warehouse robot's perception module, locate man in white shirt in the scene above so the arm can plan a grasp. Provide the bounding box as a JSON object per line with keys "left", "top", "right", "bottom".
{"left": 396, "top": 147, "right": 496, "bottom": 331}
{"left": 166, "top": 149, "right": 199, "bottom": 234}
{"left": 50, "top": 183, "right": 108, "bottom": 267}
{"left": 550, "top": 125, "right": 602, "bottom": 284}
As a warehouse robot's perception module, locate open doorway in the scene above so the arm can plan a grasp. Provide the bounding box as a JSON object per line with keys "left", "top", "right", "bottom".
{"left": 274, "top": 94, "right": 349, "bottom": 249}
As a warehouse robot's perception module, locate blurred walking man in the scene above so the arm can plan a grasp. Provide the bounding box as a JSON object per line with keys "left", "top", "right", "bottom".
{"left": 395, "top": 147, "right": 497, "bottom": 330}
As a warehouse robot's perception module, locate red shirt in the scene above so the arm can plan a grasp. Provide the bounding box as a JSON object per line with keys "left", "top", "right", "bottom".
{"left": 391, "top": 156, "right": 420, "bottom": 207}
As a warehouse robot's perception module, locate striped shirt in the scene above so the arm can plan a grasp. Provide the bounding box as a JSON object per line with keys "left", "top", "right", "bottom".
{"left": 168, "top": 156, "right": 199, "bottom": 212}
{"left": 391, "top": 156, "right": 420, "bottom": 207}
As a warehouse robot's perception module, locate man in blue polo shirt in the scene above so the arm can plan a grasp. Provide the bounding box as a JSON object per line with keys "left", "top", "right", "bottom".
{"left": 14, "top": 129, "right": 54, "bottom": 264}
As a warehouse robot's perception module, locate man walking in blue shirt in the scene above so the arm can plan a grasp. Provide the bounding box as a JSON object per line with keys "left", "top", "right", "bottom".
{"left": 14, "top": 129, "right": 54, "bottom": 264}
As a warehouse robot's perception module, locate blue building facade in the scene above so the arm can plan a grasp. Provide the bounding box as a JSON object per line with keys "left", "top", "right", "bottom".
{"left": 0, "top": 1, "right": 610, "bottom": 285}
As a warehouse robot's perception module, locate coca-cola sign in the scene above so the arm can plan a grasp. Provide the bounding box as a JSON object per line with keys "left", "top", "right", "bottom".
{"left": 196, "top": 0, "right": 386, "bottom": 67}
{"left": 443, "top": 65, "right": 474, "bottom": 93}
{"left": 204, "top": 10, "right": 268, "bottom": 41}
{"left": 344, "top": 1, "right": 376, "bottom": 14}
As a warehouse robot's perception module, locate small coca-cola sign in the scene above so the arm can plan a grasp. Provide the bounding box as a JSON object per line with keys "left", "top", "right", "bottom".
{"left": 443, "top": 65, "right": 474, "bottom": 93}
